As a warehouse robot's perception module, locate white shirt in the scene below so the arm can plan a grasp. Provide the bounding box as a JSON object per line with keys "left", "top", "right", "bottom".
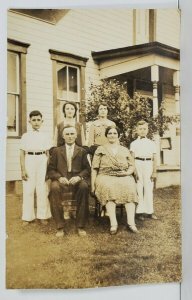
{"left": 130, "top": 137, "right": 156, "bottom": 158}
{"left": 65, "top": 143, "right": 75, "bottom": 158}
{"left": 20, "top": 130, "right": 52, "bottom": 152}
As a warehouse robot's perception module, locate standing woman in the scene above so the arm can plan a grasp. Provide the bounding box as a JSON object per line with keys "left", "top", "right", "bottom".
{"left": 55, "top": 101, "right": 85, "bottom": 147}
{"left": 91, "top": 126, "right": 138, "bottom": 235}
{"left": 88, "top": 102, "right": 116, "bottom": 154}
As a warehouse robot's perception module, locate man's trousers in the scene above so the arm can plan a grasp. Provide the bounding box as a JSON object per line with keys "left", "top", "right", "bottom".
{"left": 49, "top": 180, "right": 89, "bottom": 229}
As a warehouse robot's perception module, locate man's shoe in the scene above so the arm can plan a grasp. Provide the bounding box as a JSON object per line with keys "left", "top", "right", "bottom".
{"left": 55, "top": 229, "right": 65, "bottom": 237}
{"left": 127, "top": 224, "right": 138, "bottom": 233}
{"left": 77, "top": 228, "right": 87, "bottom": 237}
{"left": 136, "top": 214, "right": 145, "bottom": 221}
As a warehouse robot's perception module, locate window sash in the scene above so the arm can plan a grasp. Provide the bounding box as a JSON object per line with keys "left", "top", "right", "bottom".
{"left": 7, "top": 93, "right": 19, "bottom": 136}
{"left": 7, "top": 51, "right": 20, "bottom": 137}
{"left": 57, "top": 63, "right": 80, "bottom": 103}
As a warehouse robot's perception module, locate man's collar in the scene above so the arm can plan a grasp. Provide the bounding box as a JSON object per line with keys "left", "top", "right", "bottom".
{"left": 66, "top": 143, "right": 75, "bottom": 148}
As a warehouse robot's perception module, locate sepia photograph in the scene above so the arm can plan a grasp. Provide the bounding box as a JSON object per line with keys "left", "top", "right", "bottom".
{"left": 6, "top": 8, "right": 181, "bottom": 289}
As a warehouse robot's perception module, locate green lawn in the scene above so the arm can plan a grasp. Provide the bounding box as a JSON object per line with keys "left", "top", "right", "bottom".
{"left": 6, "top": 186, "right": 181, "bottom": 289}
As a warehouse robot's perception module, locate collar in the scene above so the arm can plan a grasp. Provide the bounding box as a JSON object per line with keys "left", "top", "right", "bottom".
{"left": 65, "top": 143, "right": 75, "bottom": 150}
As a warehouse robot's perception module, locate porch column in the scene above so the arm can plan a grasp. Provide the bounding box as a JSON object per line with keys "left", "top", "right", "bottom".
{"left": 151, "top": 65, "right": 160, "bottom": 167}
{"left": 173, "top": 70, "right": 180, "bottom": 167}
{"left": 151, "top": 65, "right": 159, "bottom": 117}
{"left": 173, "top": 71, "right": 180, "bottom": 114}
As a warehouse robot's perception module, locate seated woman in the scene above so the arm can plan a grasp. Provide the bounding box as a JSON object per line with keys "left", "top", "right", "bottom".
{"left": 91, "top": 126, "right": 138, "bottom": 235}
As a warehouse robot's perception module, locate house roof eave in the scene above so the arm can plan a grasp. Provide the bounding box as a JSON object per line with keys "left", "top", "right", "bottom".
{"left": 92, "top": 42, "right": 180, "bottom": 63}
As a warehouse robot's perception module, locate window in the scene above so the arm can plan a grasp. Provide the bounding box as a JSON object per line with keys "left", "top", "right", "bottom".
{"left": 56, "top": 63, "right": 80, "bottom": 122}
{"left": 49, "top": 49, "right": 88, "bottom": 126}
{"left": 7, "top": 51, "right": 20, "bottom": 136}
{"left": 7, "top": 39, "right": 30, "bottom": 137}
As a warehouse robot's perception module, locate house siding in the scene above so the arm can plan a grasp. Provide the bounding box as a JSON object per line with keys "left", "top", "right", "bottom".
{"left": 7, "top": 9, "right": 133, "bottom": 180}
{"left": 7, "top": 9, "right": 180, "bottom": 181}
{"left": 156, "top": 9, "right": 180, "bottom": 48}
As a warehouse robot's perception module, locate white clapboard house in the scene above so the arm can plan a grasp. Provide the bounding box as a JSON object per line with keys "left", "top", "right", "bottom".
{"left": 7, "top": 9, "right": 180, "bottom": 193}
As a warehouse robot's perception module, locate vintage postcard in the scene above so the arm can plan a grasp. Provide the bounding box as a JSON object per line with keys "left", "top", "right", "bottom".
{"left": 6, "top": 8, "right": 181, "bottom": 289}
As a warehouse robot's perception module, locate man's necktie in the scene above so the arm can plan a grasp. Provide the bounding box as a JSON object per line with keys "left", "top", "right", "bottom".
{"left": 67, "top": 146, "right": 72, "bottom": 172}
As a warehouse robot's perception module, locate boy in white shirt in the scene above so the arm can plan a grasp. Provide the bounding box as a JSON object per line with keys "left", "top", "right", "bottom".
{"left": 20, "top": 110, "right": 51, "bottom": 225}
{"left": 130, "top": 120, "right": 158, "bottom": 220}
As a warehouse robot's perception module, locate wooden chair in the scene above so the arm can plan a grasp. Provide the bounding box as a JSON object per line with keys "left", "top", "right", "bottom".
{"left": 61, "top": 188, "right": 77, "bottom": 219}
{"left": 94, "top": 196, "right": 124, "bottom": 218}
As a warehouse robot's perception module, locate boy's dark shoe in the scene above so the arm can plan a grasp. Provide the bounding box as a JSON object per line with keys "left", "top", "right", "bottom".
{"left": 149, "top": 214, "right": 158, "bottom": 220}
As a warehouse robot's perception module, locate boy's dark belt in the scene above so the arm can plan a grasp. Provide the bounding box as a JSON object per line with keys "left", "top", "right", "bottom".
{"left": 135, "top": 157, "right": 152, "bottom": 161}
{"left": 26, "top": 151, "right": 46, "bottom": 155}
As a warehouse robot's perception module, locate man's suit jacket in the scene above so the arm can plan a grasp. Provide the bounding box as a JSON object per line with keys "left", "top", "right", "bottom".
{"left": 47, "top": 144, "right": 90, "bottom": 182}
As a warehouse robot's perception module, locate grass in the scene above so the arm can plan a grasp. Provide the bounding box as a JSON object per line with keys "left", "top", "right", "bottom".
{"left": 6, "top": 186, "right": 181, "bottom": 289}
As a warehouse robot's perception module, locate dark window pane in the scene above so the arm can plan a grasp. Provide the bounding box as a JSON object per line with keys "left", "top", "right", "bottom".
{"left": 69, "top": 67, "right": 77, "bottom": 93}
{"left": 57, "top": 65, "right": 67, "bottom": 99}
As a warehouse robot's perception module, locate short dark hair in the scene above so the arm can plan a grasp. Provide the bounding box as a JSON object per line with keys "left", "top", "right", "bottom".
{"left": 137, "top": 120, "right": 148, "bottom": 127}
{"left": 62, "top": 101, "right": 78, "bottom": 117}
{"left": 96, "top": 102, "right": 108, "bottom": 115}
{"left": 105, "top": 125, "right": 120, "bottom": 137}
{"left": 29, "top": 110, "right": 42, "bottom": 119}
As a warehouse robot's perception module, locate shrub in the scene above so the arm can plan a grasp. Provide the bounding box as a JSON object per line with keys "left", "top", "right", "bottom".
{"left": 86, "top": 79, "right": 179, "bottom": 147}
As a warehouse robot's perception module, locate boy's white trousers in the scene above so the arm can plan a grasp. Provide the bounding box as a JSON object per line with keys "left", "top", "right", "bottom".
{"left": 22, "top": 154, "right": 51, "bottom": 221}
{"left": 135, "top": 160, "right": 154, "bottom": 214}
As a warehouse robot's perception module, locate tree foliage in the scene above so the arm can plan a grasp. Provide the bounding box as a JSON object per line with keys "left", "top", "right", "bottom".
{"left": 86, "top": 79, "right": 179, "bottom": 147}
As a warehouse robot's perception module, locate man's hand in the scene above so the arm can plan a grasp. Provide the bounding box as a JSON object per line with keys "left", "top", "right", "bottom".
{"left": 69, "top": 176, "right": 81, "bottom": 185}
{"left": 58, "top": 177, "right": 69, "bottom": 185}
{"left": 21, "top": 170, "right": 29, "bottom": 181}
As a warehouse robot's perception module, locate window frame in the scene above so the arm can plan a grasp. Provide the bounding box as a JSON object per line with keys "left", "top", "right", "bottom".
{"left": 57, "top": 63, "right": 80, "bottom": 103}
{"left": 49, "top": 49, "right": 88, "bottom": 130}
{"left": 7, "top": 39, "right": 30, "bottom": 138}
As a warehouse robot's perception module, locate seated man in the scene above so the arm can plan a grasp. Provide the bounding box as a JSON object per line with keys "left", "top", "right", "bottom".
{"left": 47, "top": 125, "right": 90, "bottom": 237}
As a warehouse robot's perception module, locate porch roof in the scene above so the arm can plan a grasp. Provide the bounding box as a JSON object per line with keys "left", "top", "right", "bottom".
{"left": 92, "top": 42, "right": 180, "bottom": 62}
{"left": 92, "top": 42, "right": 180, "bottom": 79}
